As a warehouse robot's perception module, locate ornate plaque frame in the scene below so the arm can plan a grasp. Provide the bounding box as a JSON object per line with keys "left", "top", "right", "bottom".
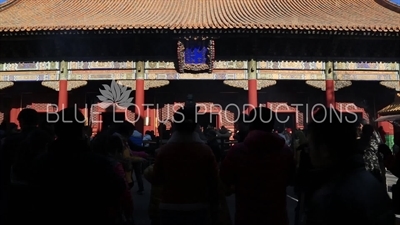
{"left": 177, "top": 37, "right": 215, "bottom": 73}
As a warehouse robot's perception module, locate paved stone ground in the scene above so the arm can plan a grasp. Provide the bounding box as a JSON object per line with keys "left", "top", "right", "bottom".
{"left": 131, "top": 174, "right": 298, "bottom": 225}
{"left": 387, "top": 171, "right": 397, "bottom": 199}
{"left": 385, "top": 172, "right": 400, "bottom": 224}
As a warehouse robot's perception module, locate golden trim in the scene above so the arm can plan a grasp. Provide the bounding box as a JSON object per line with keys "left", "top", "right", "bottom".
{"left": 223, "top": 80, "right": 276, "bottom": 90}
{"left": 0, "top": 81, "right": 13, "bottom": 90}
{"left": 377, "top": 93, "right": 400, "bottom": 115}
{"left": 306, "top": 80, "right": 352, "bottom": 91}
{"left": 41, "top": 81, "right": 87, "bottom": 91}
{"left": 117, "top": 80, "right": 169, "bottom": 90}
{"left": 380, "top": 81, "right": 400, "bottom": 91}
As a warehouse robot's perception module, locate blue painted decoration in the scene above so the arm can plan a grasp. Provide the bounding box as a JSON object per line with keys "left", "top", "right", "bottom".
{"left": 177, "top": 39, "right": 215, "bottom": 73}
{"left": 389, "top": 0, "right": 400, "bottom": 5}
{"left": 184, "top": 41, "right": 207, "bottom": 64}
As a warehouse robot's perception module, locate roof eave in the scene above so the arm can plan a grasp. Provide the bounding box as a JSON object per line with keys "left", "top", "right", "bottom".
{"left": 0, "top": 0, "right": 20, "bottom": 11}
{"left": 0, "top": 28, "right": 400, "bottom": 37}
{"left": 378, "top": 110, "right": 400, "bottom": 116}
{"left": 376, "top": 0, "right": 400, "bottom": 13}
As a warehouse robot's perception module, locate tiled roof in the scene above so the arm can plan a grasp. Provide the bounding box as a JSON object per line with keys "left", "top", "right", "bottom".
{"left": 378, "top": 93, "right": 400, "bottom": 115}
{"left": 0, "top": 0, "right": 400, "bottom": 32}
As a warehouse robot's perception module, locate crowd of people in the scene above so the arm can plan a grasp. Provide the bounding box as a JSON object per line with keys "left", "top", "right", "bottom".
{"left": 0, "top": 103, "right": 398, "bottom": 225}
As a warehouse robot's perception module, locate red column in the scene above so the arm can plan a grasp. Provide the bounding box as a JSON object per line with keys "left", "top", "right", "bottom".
{"left": 325, "top": 80, "right": 335, "bottom": 108}
{"left": 97, "top": 114, "right": 103, "bottom": 133}
{"left": 378, "top": 121, "right": 393, "bottom": 135}
{"left": 135, "top": 79, "right": 145, "bottom": 133}
{"left": 10, "top": 108, "right": 20, "bottom": 127}
{"left": 58, "top": 80, "right": 68, "bottom": 110}
{"left": 248, "top": 79, "right": 258, "bottom": 111}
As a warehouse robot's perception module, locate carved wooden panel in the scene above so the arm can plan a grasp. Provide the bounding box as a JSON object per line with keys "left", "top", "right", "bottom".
{"left": 67, "top": 70, "right": 134, "bottom": 80}
{"left": 213, "top": 61, "right": 247, "bottom": 69}
{"left": 335, "top": 71, "right": 398, "bottom": 81}
{"left": 68, "top": 61, "right": 135, "bottom": 70}
{"left": 258, "top": 70, "right": 325, "bottom": 80}
{"left": 145, "top": 70, "right": 247, "bottom": 80}
{"left": 0, "top": 62, "right": 59, "bottom": 71}
{"left": 334, "top": 62, "right": 399, "bottom": 71}
{"left": 0, "top": 71, "right": 59, "bottom": 81}
{"left": 145, "top": 61, "right": 175, "bottom": 69}
{"left": 258, "top": 61, "right": 325, "bottom": 70}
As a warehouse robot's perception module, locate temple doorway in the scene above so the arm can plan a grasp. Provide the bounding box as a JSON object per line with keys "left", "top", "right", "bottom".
{"left": 102, "top": 112, "right": 125, "bottom": 130}
{"left": 274, "top": 112, "right": 296, "bottom": 130}
{"left": 197, "top": 113, "right": 218, "bottom": 128}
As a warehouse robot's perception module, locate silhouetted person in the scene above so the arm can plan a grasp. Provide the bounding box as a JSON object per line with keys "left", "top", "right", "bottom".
{"left": 5, "top": 123, "right": 18, "bottom": 136}
{"left": 233, "top": 114, "right": 249, "bottom": 143}
{"left": 276, "top": 126, "right": 291, "bottom": 147}
{"left": 304, "top": 109, "right": 394, "bottom": 225}
{"left": 152, "top": 107, "right": 219, "bottom": 225}
{"left": 158, "top": 122, "right": 167, "bottom": 140}
{"left": 8, "top": 129, "right": 52, "bottom": 224}
{"left": 84, "top": 125, "right": 93, "bottom": 140}
{"left": 195, "top": 124, "right": 207, "bottom": 142}
{"left": 13, "top": 129, "right": 52, "bottom": 183}
{"left": 1, "top": 109, "right": 38, "bottom": 185}
{"left": 293, "top": 142, "right": 313, "bottom": 225}
{"left": 0, "top": 109, "right": 38, "bottom": 224}
{"left": 91, "top": 132, "right": 134, "bottom": 223}
{"left": 117, "top": 121, "right": 147, "bottom": 194}
{"left": 150, "top": 130, "right": 156, "bottom": 140}
{"left": 30, "top": 108, "right": 126, "bottom": 224}
{"left": 0, "top": 121, "right": 6, "bottom": 139}
{"left": 143, "top": 130, "right": 153, "bottom": 147}
{"left": 130, "top": 125, "right": 143, "bottom": 146}
{"left": 220, "top": 107, "right": 295, "bottom": 225}
{"left": 206, "top": 130, "right": 222, "bottom": 163}
{"left": 39, "top": 120, "right": 55, "bottom": 139}
{"left": 358, "top": 124, "right": 383, "bottom": 182}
